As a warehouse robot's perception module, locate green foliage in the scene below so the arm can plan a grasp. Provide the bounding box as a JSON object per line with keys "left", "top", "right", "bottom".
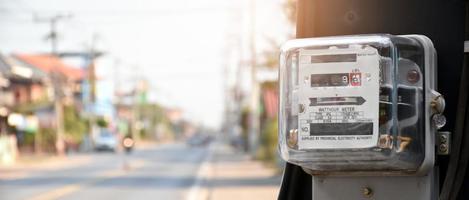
{"left": 139, "top": 128, "right": 147, "bottom": 139}
{"left": 37, "top": 128, "right": 56, "bottom": 152}
{"left": 258, "top": 117, "right": 278, "bottom": 165}
{"left": 22, "top": 131, "right": 35, "bottom": 146}
{"left": 96, "top": 117, "right": 108, "bottom": 128}
{"left": 240, "top": 107, "right": 251, "bottom": 152}
{"left": 136, "top": 103, "right": 168, "bottom": 139}
{"left": 12, "top": 99, "right": 52, "bottom": 114}
{"left": 63, "top": 105, "right": 87, "bottom": 143}
{"left": 139, "top": 104, "right": 164, "bottom": 125}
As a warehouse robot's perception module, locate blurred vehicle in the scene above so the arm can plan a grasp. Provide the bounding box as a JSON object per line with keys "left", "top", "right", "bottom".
{"left": 93, "top": 129, "right": 118, "bottom": 152}
{"left": 186, "top": 133, "right": 212, "bottom": 147}
{"left": 122, "top": 136, "right": 134, "bottom": 153}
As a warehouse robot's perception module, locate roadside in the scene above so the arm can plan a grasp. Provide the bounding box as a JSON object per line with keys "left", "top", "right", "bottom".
{"left": 0, "top": 153, "right": 92, "bottom": 180}
{"left": 0, "top": 142, "right": 204, "bottom": 200}
{"left": 0, "top": 140, "right": 165, "bottom": 180}
{"left": 1, "top": 140, "right": 282, "bottom": 200}
{"left": 188, "top": 142, "right": 281, "bottom": 200}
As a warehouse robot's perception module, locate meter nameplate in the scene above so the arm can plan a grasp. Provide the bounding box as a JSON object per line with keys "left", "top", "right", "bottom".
{"left": 297, "top": 47, "right": 380, "bottom": 149}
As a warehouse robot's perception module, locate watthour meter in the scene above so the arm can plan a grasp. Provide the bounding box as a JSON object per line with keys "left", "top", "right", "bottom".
{"left": 279, "top": 35, "right": 446, "bottom": 175}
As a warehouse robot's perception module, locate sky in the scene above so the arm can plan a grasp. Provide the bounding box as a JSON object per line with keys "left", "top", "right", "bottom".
{"left": 0, "top": 0, "right": 291, "bottom": 128}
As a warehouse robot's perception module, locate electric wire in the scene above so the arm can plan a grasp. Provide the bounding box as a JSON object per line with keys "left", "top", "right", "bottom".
{"left": 439, "top": 4, "right": 469, "bottom": 199}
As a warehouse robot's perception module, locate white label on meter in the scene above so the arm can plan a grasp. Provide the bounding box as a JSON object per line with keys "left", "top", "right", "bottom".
{"left": 297, "top": 46, "right": 380, "bottom": 150}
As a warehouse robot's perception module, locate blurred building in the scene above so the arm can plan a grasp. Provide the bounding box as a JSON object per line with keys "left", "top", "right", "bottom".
{"left": 14, "top": 54, "right": 84, "bottom": 108}
{"left": 0, "top": 55, "right": 48, "bottom": 104}
{"left": 0, "top": 53, "right": 87, "bottom": 154}
{"left": 0, "top": 53, "right": 49, "bottom": 134}
{"left": 0, "top": 53, "right": 54, "bottom": 157}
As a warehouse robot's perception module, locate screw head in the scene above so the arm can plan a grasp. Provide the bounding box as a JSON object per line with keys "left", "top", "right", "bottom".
{"left": 362, "top": 187, "right": 373, "bottom": 198}
{"left": 439, "top": 144, "right": 448, "bottom": 153}
{"left": 299, "top": 104, "right": 305, "bottom": 113}
{"left": 407, "top": 69, "right": 420, "bottom": 84}
{"left": 440, "top": 135, "right": 447, "bottom": 143}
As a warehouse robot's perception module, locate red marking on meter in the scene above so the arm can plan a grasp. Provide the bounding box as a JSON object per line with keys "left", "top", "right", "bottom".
{"left": 350, "top": 73, "right": 362, "bottom": 86}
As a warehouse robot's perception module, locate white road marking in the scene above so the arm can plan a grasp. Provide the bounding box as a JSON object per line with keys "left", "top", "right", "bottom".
{"left": 186, "top": 144, "right": 214, "bottom": 200}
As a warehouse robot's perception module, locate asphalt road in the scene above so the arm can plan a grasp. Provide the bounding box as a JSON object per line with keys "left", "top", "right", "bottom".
{"left": 0, "top": 142, "right": 209, "bottom": 200}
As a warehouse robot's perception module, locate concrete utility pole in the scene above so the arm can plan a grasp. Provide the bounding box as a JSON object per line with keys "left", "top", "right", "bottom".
{"left": 87, "top": 34, "right": 98, "bottom": 152}
{"left": 248, "top": 0, "right": 260, "bottom": 155}
{"left": 88, "top": 35, "right": 98, "bottom": 104}
{"left": 34, "top": 14, "right": 72, "bottom": 156}
{"left": 131, "top": 68, "right": 144, "bottom": 142}
{"left": 87, "top": 34, "right": 98, "bottom": 148}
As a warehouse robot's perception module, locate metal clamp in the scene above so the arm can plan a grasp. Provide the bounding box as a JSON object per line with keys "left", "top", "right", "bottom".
{"left": 437, "top": 131, "right": 451, "bottom": 155}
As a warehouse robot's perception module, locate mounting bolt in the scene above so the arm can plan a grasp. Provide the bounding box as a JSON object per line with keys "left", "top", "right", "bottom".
{"left": 407, "top": 69, "right": 420, "bottom": 84}
{"left": 440, "top": 135, "right": 447, "bottom": 143}
{"left": 362, "top": 187, "right": 373, "bottom": 198}
{"left": 430, "top": 91, "right": 445, "bottom": 115}
{"left": 437, "top": 131, "right": 451, "bottom": 155}
{"left": 439, "top": 144, "right": 448, "bottom": 153}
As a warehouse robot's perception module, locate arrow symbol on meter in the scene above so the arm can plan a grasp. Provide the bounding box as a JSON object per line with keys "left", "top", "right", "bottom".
{"left": 309, "top": 96, "right": 366, "bottom": 106}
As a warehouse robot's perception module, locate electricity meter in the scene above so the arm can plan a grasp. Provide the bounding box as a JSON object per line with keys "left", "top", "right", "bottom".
{"left": 278, "top": 35, "right": 445, "bottom": 175}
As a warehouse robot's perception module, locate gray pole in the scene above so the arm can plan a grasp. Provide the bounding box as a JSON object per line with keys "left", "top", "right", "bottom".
{"left": 35, "top": 14, "right": 71, "bottom": 156}
{"left": 248, "top": 0, "right": 260, "bottom": 155}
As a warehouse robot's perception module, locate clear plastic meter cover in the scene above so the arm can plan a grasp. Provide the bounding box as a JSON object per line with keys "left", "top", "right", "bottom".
{"left": 279, "top": 35, "right": 435, "bottom": 174}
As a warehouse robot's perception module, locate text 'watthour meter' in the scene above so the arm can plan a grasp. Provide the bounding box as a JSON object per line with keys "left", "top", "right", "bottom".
{"left": 278, "top": 35, "right": 446, "bottom": 176}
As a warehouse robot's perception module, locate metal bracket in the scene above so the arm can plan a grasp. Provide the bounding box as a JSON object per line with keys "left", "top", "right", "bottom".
{"left": 437, "top": 131, "right": 451, "bottom": 155}
{"left": 312, "top": 171, "right": 437, "bottom": 200}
